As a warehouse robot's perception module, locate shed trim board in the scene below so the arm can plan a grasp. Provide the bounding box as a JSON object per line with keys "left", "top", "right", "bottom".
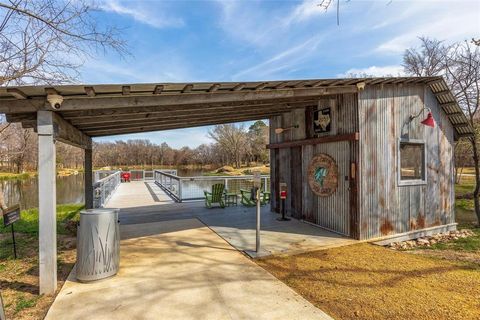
{"left": 0, "top": 76, "right": 470, "bottom": 295}
{"left": 267, "top": 132, "right": 359, "bottom": 149}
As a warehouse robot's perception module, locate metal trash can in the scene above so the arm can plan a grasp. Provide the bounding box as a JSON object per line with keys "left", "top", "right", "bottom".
{"left": 76, "top": 209, "right": 120, "bottom": 282}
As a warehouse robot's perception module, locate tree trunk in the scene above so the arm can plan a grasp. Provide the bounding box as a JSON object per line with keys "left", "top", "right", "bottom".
{"left": 470, "top": 137, "right": 480, "bottom": 226}
{"left": 455, "top": 166, "right": 464, "bottom": 184}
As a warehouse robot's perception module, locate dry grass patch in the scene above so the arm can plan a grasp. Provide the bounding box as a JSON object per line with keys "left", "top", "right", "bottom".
{"left": 256, "top": 243, "right": 480, "bottom": 320}
{"left": 0, "top": 204, "right": 82, "bottom": 319}
{"left": 0, "top": 234, "right": 76, "bottom": 320}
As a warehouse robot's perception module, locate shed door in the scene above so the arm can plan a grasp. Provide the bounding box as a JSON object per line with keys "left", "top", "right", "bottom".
{"left": 310, "top": 141, "right": 351, "bottom": 236}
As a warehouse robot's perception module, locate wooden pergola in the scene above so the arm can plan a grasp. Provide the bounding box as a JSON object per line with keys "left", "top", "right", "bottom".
{"left": 0, "top": 77, "right": 470, "bottom": 294}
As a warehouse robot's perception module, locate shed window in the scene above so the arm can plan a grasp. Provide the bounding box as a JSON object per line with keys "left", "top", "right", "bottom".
{"left": 399, "top": 140, "right": 426, "bottom": 185}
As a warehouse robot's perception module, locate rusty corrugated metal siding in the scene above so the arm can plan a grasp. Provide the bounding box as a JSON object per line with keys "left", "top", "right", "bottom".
{"left": 272, "top": 94, "right": 359, "bottom": 236}
{"left": 358, "top": 84, "right": 455, "bottom": 240}
{"left": 314, "top": 141, "right": 351, "bottom": 235}
{"left": 269, "top": 83, "right": 456, "bottom": 240}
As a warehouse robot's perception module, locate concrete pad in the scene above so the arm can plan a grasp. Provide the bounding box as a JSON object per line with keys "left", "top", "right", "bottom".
{"left": 200, "top": 211, "right": 357, "bottom": 256}
{"left": 46, "top": 219, "right": 332, "bottom": 320}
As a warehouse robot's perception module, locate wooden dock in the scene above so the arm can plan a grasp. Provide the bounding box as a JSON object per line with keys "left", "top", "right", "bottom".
{"left": 106, "top": 180, "right": 173, "bottom": 208}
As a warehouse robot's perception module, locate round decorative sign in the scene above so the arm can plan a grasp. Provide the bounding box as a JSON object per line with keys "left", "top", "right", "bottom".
{"left": 307, "top": 154, "right": 338, "bottom": 197}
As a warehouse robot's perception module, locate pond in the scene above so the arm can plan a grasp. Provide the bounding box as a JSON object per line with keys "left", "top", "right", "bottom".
{"left": 1, "top": 173, "right": 85, "bottom": 210}
{"left": 1, "top": 168, "right": 209, "bottom": 210}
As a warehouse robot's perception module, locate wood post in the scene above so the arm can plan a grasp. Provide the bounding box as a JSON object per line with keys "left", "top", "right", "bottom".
{"left": 37, "top": 111, "right": 57, "bottom": 295}
{"left": 84, "top": 142, "right": 93, "bottom": 209}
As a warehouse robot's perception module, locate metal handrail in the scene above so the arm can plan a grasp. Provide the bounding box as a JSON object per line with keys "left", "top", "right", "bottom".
{"left": 154, "top": 169, "right": 270, "bottom": 202}
{"left": 93, "top": 171, "right": 121, "bottom": 208}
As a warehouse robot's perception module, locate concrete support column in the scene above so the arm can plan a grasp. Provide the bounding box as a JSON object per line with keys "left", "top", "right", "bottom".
{"left": 37, "top": 111, "right": 57, "bottom": 295}
{"left": 84, "top": 142, "right": 93, "bottom": 209}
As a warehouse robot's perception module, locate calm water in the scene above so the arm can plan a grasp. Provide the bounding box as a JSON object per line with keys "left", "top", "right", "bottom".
{"left": 1, "top": 168, "right": 208, "bottom": 210}
{"left": 1, "top": 174, "right": 85, "bottom": 210}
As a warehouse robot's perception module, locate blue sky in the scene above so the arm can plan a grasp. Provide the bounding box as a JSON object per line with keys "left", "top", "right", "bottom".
{"left": 84, "top": 0, "right": 480, "bottom": 148}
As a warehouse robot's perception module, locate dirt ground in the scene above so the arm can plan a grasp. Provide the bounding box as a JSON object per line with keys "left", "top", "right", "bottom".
{"left": 0, "top": 234, "right": 76, "bottom": 320}
{"left": 256, "top": 243, "right": 480, "bottom": 320}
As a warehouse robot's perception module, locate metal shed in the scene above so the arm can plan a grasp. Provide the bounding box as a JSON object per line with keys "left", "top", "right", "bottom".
{"left": 0, "top": 76, "right": 473, "bottom": 295}
{"left": 267, "top": 77, "right": 473, "bottom": 241}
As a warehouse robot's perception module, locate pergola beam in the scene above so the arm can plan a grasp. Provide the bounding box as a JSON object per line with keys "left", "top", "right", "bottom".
{"left": 208, "top": 83, "right": 220, "bottom": 92}
{"left": 84, "top": 87, "right": 96, "bottom": 97}
{"left": 0, "top": 86, "right": 356, "bottom": 114}
{"left": 53, "top": 86, "right": 357, "bottom": 112}
{"left": 51, "top": 112, "right": 92, "bottom": 149}
{"left": 58, "top": 98, "right": 320, "bottom": 120}
{"left": 85, "top": 113, "right": 276, "bottom": 136}
{"left": 65, "top": 101, "right": 316, "bottom": 126}
{"left": 154, "top": 85, "right": 164, "bottom": 94}
{"left": 7, "top": 88, "right": 28, "bottom": 99}
{"left": 122, "top": 86, "right": 131, "bottom": 95}
{"left": 77, "top": 109, "right": 290, "bottom": 131}
{"left": 74, "top": 107, "right": 294, "bottom": 129}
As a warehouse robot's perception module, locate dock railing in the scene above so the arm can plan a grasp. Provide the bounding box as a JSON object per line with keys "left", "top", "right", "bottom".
{"left": 154, "top": 169, "right": 270, "bottom": 202}
{"left": 93, "top": 171, "right": 121, "bottom": 208}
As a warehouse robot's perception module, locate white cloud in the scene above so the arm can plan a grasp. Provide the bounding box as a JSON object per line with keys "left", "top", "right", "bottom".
{"left": 81, "top": 52, "right": 195, "bottom": 84}
{"left": 214, "top": 1, "right": 281, "bottom": 48}
{"left": 338, "top": 65, "right": 404, "bottom": 78}
{"left": 100, "top": 0, "right": 184, "bottom": 28}
{"left": 285, "top": 0, "right": 335, "bottom": 25}
{"left": 233, "top": 34, "right": 326, "bottom": 80}
{"left": 375, "top": 1, "right": 480, "bottom": 53}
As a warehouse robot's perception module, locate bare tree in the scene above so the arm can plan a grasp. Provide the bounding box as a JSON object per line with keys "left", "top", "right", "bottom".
{"left": 208, "top": 124, "right": 249, "bottom": 169}
{"left": 404, "top": 38, "right": 480, "bottom": 225}
{"left": 445, "top": 42, "right": 480, "bottom": 225}
{"left": 454, "top": 139, "right": 473, "bottom": 184}
{"left": 0, "top": 0, "right": 126, "bottom": 85}
{"left": 403, "top": 37, "right": 447, "bottom": 77}
{"left": 247, "top": 120, "right": 269, "bottom": 164}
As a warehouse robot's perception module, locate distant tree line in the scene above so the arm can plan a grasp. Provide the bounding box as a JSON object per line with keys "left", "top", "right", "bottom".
{"left": 0, "top": 117, "right": 85, "bottom": 172}
{"left": 0, "top": 120, "right": 269, "bottom": 172}
{"left": 93, "top": 121, "right": 269, "bottom": 169}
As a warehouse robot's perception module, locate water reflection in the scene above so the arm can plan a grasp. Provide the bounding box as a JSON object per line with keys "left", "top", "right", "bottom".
{"left": 2, "top": 174, "right": 85, "bottom": 210}
{"left": 1, "top": 168, "right": 209, "bottom": 210}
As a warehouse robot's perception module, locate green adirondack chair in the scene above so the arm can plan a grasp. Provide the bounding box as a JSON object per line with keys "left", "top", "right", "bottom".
{"left": 204, "top": 184, "right": 225, "bottom": 208}
{"left": 240, "top": 189, "right": 256, "bottom": 207}
{"left": 241, "top": 189, "right": 270, "bottom": 206}
{"left": 261, "top": 191, "right": 270, "bottom": 205}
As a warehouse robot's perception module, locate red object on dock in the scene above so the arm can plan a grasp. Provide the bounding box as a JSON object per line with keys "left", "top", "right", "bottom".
{"left": 121, "top": 172, "right": 131, "bottom": 182}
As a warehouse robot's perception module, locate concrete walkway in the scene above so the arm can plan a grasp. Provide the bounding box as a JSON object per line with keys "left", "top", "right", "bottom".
{"left": 46, "top": 219, "right": 331, "bottom": 320}
{"left": 107, "top": 181, "right": 356, "bottom": 256}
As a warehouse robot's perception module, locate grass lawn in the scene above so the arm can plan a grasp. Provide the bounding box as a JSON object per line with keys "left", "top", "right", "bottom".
{"left": 0, "top": 204, "right": 83, "bottom": 319}
{"left": 257, "top": 180, "right": 480, "bottom": 320}
{"left": 203, "top": 164, "right": 270, "bottom": 176}
{"left": 0, "top": 172, "right": 34, "bottom": 180}
{"left": 257, "top": 243, "right": 480, "bottom": 320}
{"left": 0, "top": 169, "right": 83, "bottom": 180}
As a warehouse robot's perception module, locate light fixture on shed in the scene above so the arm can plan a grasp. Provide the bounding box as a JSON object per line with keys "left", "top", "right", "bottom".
{"left": 275, "top": 124, "right": 299, "bottom": 134}
{"left": 410, "top": 107, "right": 435, "bottom": 128}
